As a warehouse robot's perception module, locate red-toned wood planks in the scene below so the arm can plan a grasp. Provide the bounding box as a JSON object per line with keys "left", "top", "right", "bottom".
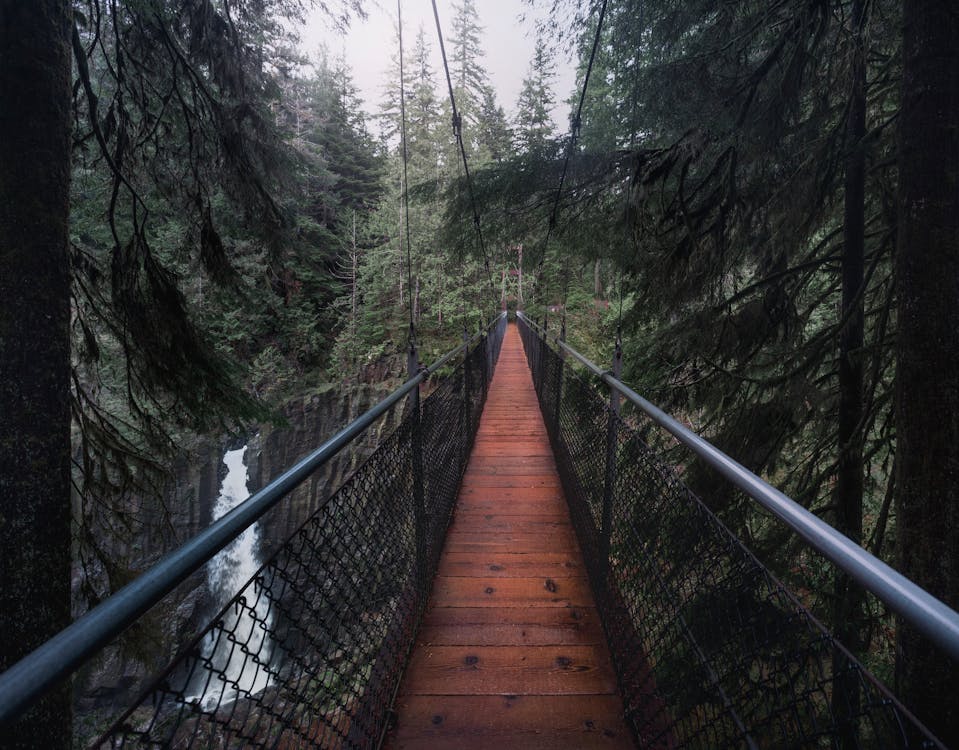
{"left": 386, "top": 323, "right": 634, "bottom": 749}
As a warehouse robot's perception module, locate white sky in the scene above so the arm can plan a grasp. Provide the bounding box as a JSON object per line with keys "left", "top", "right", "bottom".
{"left": 299, "top": 1, "right": 578, "bottom": 128}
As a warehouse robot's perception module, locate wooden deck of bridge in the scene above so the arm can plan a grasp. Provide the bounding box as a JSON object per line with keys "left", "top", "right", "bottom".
{"left": 385, "top": 323, "right": 633, "bottom": 749}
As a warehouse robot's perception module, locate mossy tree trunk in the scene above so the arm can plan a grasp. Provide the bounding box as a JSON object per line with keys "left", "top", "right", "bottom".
{"left": 895, "top": 0, "right": 959, "bottom": 743}
{"left": 0, "top": 1, "right": 73, "bottom": 746}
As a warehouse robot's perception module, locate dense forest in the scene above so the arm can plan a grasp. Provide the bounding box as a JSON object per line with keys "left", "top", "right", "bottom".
{"left": 0, "top": 0, "right": 957, "bottom": 746}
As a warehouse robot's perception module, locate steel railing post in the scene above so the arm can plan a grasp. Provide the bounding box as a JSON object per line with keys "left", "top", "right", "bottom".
{"left": 600, "top": 332, "right": 623, "bottom": 600}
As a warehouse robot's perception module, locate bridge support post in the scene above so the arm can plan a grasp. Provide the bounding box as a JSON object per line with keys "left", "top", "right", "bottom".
{"left": 408, "top": 339, "right": 428, "bottom": 593}
{"left": 600, "top": 331, "right": 623, "bottom": 601}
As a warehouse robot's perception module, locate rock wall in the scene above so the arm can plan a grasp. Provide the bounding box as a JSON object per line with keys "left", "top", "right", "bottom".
{"left": 73, "top": 380, "right": 401, "bottom": 741}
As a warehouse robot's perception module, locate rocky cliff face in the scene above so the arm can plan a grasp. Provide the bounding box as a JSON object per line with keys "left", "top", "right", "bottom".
{"left": 247, "top": 383, "right": 398, "bottom": 557}
{"left": 73, "top": 381, "right": 400, "bottom": 742}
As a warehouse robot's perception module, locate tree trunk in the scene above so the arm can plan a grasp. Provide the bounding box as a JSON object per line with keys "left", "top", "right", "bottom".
{"left": 832, "top": 1, "right": 866, "bottom": 744}
{"left": 895, "top": 0, "right": 959, "bottom": 743}
{"left": 0, "top": 1, "right": 73, "bottom": 746}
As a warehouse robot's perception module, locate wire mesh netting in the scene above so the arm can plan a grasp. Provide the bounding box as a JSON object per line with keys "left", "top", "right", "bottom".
{"left": 517, "top": 317, "right": 941, "bottom": 750}
{"left": 92, "top": 318, "right": 505, "bottom": 749}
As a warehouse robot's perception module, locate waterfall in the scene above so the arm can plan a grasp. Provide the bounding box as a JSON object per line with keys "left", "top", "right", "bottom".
{"left": 194, "top": 444, "right": 274, "bottom": 709}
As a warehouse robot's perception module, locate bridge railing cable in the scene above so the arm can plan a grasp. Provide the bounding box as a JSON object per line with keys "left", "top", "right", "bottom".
{"left": 0, "top": 314, "right": 507, "bottom": 748}
{"left": 516, "top": 311, "right": 951, "bottom": 749}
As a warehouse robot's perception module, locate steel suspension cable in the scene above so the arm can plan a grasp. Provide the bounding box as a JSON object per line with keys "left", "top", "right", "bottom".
{"left": 430, "top": 0, "right": 498, "bottom": 319}
{"left": 397, "top": 0, "right": 416, "bottom": 344}
{"left": 538, "top": 0, "right": 610, "bottom": 324}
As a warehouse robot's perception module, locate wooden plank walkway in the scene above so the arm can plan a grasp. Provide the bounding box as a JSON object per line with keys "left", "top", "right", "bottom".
{"left": 385, "top": 323, "right": 634, "bottom": 749}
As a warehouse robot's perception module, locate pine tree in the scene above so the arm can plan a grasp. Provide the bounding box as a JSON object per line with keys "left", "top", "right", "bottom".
{"left": 447, "top": 0, "right": 510, "bottom": 164}
{"left": 514, "top": 35, "right": 558, "bottom": 156}
{"left": 449, "top": 0, "right": 489, "bottom": 134}
{"left": 477, "top": 86, "right": 512, "bottom": 163}
{"left": 407, "top": 27, "right": 443, "bottom": 175}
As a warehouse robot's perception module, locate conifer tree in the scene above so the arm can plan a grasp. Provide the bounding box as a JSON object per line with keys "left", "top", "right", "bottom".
{"left": 449, "top": 0, "right": 489, "bottom": 133}
{"left": 514, "top": 36, "right": 557, "bottom": 156}
{"left": 447, "top": 0, "right": 509, "bottom": 163}
{"left": 477, "top": 87, "right": 513, "bottom": 163}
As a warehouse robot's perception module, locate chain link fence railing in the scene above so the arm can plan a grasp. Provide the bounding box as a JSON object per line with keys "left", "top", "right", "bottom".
{"left": 77, "top": 317, "right": 505, "bottom": 749}
{"left": 517, "top": 315, "right": 943, "bottom": 750}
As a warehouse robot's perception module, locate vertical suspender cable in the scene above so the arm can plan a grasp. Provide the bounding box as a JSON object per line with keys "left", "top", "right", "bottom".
{"left": 430, "top": 0, "right": 498, "bottom": 321}
{"left": 397, "top": 0, "right": 416, "bottom": 346}
{"left": 539, "top": 0, "right": 609, "bottom": 327}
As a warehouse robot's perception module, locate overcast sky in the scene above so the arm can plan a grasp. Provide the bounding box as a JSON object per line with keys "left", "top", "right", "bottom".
{"left": 299, "top": 1, "right": 578, "bottom": 128}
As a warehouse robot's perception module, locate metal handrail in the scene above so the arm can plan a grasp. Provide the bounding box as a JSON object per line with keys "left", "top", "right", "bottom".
{"left": 0, "top": 313, "right": 506, "bottom": 725}
{"left": 517, "top": 311, "right": 959, "bottom": 663}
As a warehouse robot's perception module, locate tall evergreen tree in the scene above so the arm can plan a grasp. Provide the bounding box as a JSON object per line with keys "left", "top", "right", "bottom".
{"left": 407, "top": 27, "right": 443, "bottom": 174}
{"left": 0, "top": 4, "right": 73, "bottom": 746}
{"left": 447, "top": 0, "right": 509, "bottom": 163}
{"left": 894, "top": 0, "right": 959, "bottom": 742}
{"left": 1, "top": 1, "right": 367, "bottom": 739}
{"left": 449, "top": 0, "right": 488, "bottom": 133}
{"left": 514, "top": 36, "right": 557, "bottom": 156}
{"left": 477, "top": 86, "right": 512, "bottom": 163}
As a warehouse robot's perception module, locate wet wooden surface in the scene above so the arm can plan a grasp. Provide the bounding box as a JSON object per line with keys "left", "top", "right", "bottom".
{"left": 385, "top": 323, "right": 634, "bottom": 749}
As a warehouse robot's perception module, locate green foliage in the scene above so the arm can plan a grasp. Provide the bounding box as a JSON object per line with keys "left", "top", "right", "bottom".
{"left": 68, "top": 1, "right": 378, "bottom": 607}
{"left": 439, "top": 0, "right": 906, "bottom": 684}
{"left": 515, "top": 35, "right": 558, "bottom": 157}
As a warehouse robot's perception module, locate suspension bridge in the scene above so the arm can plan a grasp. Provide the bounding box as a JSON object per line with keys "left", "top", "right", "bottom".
{"left": 1, "top": 313, "right": 957, "bottom": 748}
{"left": 2, "top": 0, "right": 958, "bottom": 746}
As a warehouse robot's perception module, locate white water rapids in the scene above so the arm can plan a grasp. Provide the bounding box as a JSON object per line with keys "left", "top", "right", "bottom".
{"left": 193, "top": 445, "right": 274, "bottom": 709}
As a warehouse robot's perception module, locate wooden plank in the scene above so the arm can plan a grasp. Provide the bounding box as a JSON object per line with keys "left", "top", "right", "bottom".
{"left": 456, "top": 475, "right": 562, "bottom": 487}
{"left": 456, "top": 500, "right": 569, "bottom": 517}
{"left": 388, "top": 731, "right": 633, "bottom": 750}
{"left": 417, "top": 607, "right": 604, "bottom": 646}
{"left": 457, "top": 486, "right": 565, "bottom": 500}
{"left": 467, "top": 445, "right": 554, "bottom": 456}
{"left": 463, "top": 462, "right": 559, "bottom": 475}
{"left": 447, "top": 516, "right": 571, "bottom": 534}
{"left": 443, "top": 538, "right": 580, "bottom": 555}
{"left": 429, "top": 576, "right": 594, "bottom": 608}
{"left": 436, "top": 552, "right": 584, "bottom": 578}
{"left": 399, "top": 645, "right": 619, "bottom": 695}
{"left": 444, "top": 529, "right": 579, "bottom": 544}
{"left": 390, "top": 695, "right": 633, "bottom": 749}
